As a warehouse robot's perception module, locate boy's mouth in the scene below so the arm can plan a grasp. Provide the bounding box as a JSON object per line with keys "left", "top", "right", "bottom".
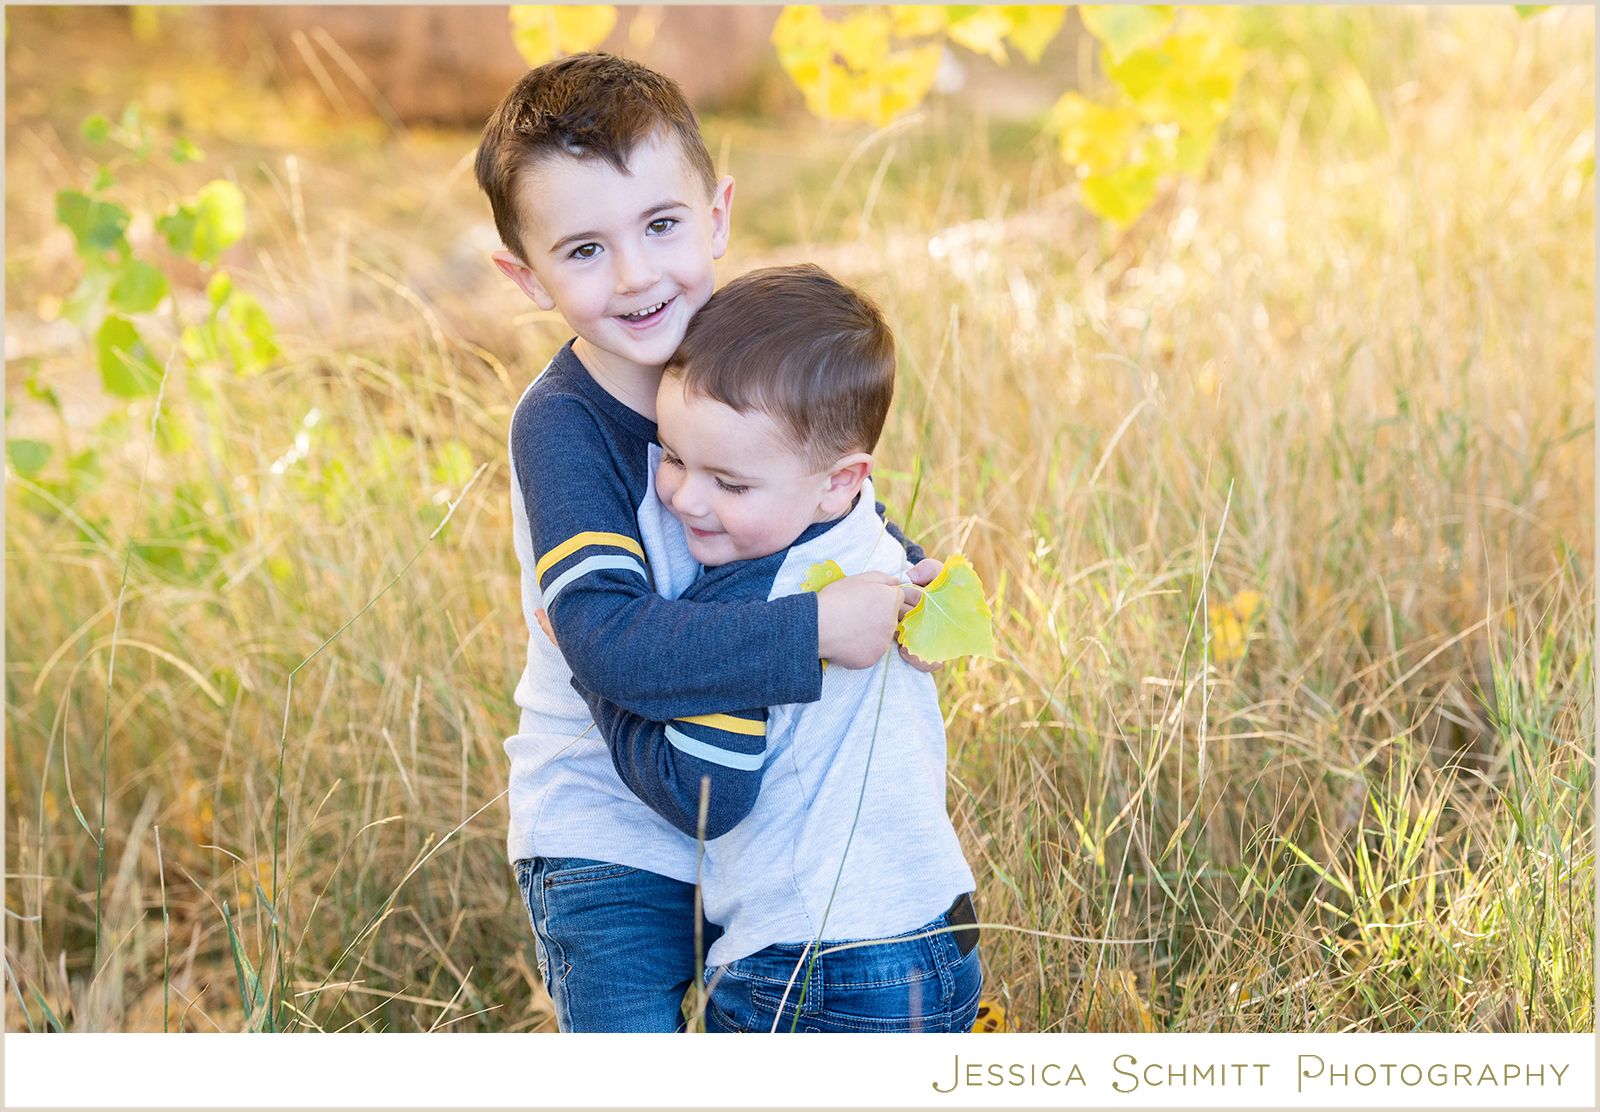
{"left": 618, "top": 298, "right": 672, "bottom": 324}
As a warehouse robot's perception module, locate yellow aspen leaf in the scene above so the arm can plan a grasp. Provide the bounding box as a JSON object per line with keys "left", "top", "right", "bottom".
{"left": 1208, "top": 588, "right": 1265, "bottom": 663}
{"left": 1080, "top": 157, "right": 1161, "bottom": 227}
{"left": 972, "top": 999, "right": 1010, "bottom": 1031}
{"left": 773, "top": 6, "right": 942, "bottom": 126}
{"left": 1230, "top": 589, "right": 1263, "bottom": 624}
{"left": 1079, "top": 5, "right": 1175, "bottom": 65}
{"left": 1208, "top": 603, "right": 1245, "bottom": 662}
{"left": 896, "top": 552, "right": 995, "bottom": 662}
{"left": 1001, "top": 5, "right": 1068, "bottom": 64}
{"left": 831, "top": 7, "right": 893, "bottom": 70}
{"left": 1051, "top": 92, "right": 1138, "bottom": 171}
{"left": 888, "top": 4, "right": 949, "bottom": 38}
{"left": 801, "top": 559, "right": 846, "bottom": 593}
{"left": 947, "top": 7, "right": 1015, "bottom": 65}
{"left": 1082, "top": 969, "right": 1158, "bottom": 1032}
{"left": 508, "top": 6, "right": 617, "bottom": 68}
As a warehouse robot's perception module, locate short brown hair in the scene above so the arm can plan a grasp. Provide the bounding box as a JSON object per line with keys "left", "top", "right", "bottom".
{"left": 475, "top": 53, "right": 717, "bottom": 264}
{"left": 665, "top": 264, "right": 896, "bottom": 467}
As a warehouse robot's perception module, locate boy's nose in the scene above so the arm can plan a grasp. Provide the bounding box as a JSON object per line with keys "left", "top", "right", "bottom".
{"left": 612, "top": 245, "right": 660, "bottom": 294}
{"left": 669, "top": 476, "right": 706, "bottom": 517}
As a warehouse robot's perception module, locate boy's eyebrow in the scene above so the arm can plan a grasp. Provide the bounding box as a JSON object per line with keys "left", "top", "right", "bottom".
{"left": 546, "top": 201, "right": 691, "bottom": 256}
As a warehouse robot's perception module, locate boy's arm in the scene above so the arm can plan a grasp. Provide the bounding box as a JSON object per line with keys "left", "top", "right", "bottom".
{"left": 572, "top": 676, "right": 766, "bottom": 839}
{"left": 517, "top": 396, "right": 822, "bottom": 720}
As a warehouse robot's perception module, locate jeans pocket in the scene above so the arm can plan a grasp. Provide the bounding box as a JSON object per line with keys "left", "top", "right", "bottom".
{"left": 539, "top": 859, "right": 639, "bottom": 887}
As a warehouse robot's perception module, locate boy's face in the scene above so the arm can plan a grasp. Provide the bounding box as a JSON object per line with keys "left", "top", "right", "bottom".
{"left": 654, "top": 378, "right": 870, "bottom": 568}
{"left": 492, "top": 132, "right": 734, "bottom": 384}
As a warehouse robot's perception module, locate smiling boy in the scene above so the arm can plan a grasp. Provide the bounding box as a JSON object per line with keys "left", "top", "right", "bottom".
{"left": 475, "top": 54, "right": 930, "bottom": 1032}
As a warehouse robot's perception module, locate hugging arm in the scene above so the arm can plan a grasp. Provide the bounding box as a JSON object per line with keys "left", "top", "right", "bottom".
{"left": 516, "top": 396, "right": 823, "bottom": 720}
{"left": 572, "top": 678, "right": 768, "bottom": 839}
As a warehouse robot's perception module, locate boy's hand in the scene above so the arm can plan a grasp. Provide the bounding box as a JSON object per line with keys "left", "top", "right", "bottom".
{"left": 816, "top": 571, "right": 903, "bottom": 669}
{"left": 897, "top": 558, "right": 945, "bottom": 673}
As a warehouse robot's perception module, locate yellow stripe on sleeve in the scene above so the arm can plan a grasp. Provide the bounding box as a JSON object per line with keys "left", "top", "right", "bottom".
{"left": 535, "top": 531, "right": 647, "bottom": 581}
{"left": 674, "top": 713, "right": 766, "bottom": 737}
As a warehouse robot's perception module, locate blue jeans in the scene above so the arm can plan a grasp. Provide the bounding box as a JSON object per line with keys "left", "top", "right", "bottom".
{"left": 703, "top": 906, "right": 983, "bottom": 1033}
{"left": 514, "top": 856, "right": 721, "bottom": 1032}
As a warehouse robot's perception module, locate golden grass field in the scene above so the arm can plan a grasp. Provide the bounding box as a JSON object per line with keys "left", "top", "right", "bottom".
{"left": 5, "top": 6, "right": 1594, "bottom": 1033}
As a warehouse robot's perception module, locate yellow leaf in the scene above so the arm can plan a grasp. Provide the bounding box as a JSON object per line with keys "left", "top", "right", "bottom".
{"left": 947, "top": 7, "right": 1014, "bottom": 65}
{"left": 1208, "top": 589, "right": 1266, "bottom": 663}
{"left": 889, "top": 4, "right": 949, "bottom": 38}
{"left": 1001, "top": 5, "right": 1067, "bottom": 64}
{"left": 773, "top": 6, "right": 941, "bottom": 126}
{"left": 832, "top": 7, "right": 892, "bottom": 71}
{"left": 972, "top": 999, "right": 1010, "bottom": 1032}
{"left": 1209, "top": 603, "right": 1245, "bottom": 662}
{"left": 1079, "top": 157, "right": 1162, "bottom": 227}
{"left": 1051, "top": 91, "right": 1138, "bottom": 171}
{"left": 1231, "top": 589, "right": 1263, "bottom": 624}
{"left": 1079, "top": 5, "right": 1174, "bottom": 65}
{"left": 896, "top": 552, "right": 995, "bottom": 662}
{"left": 508, "top": 6, "right": 617, "bottom": 67}
{"left": 802, "top": 559, "right": 846, "bottom": 593}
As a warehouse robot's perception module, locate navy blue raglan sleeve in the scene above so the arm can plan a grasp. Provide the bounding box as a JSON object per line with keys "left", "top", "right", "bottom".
{"left": 573, "top": 679, "right": 767, "bottom": 839}
{"left": 567, "top": 554, "right": 787, "bottom": 838}
{"left": 512, "top": 390, "right": 824, "bottom": 721}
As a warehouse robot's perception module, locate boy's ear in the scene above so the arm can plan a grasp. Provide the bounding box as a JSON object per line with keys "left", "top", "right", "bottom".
{"left": 818, "top": 452, "right": 873, "bottom": 516}
{"left": 708, "top": 175, "right": 735, "bottom": 261}
{"left": 492, "top": 248, "right": 557, "bottom": 312}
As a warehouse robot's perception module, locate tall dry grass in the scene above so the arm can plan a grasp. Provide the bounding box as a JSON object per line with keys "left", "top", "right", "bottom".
{"left": 5, "top": 6, "right": 1593, "bottom": 1032}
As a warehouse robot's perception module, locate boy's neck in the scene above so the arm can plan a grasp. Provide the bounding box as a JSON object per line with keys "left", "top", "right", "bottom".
{"left": 572, "top": 338, "right": 663, "bottom": 422}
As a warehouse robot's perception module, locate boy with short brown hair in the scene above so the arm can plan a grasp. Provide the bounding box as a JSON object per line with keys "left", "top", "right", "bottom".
{"left": 578, "top": 263, "right": 981, "bottom": 1033}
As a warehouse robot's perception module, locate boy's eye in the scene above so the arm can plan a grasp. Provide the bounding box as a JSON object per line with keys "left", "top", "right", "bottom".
{"left": 661, "top": 452, "right": 684, "bottom": 469}
{"left": 646, "top": 218, "right": 676, "bottom": 235}
{"left": 715, "top": 478, "right": 749, "bottom": 494}
{"left": 570, "top": 243, "right": 601, "bottom": 260}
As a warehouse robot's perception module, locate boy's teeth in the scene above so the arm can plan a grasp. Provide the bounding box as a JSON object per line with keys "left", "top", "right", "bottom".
{"left": 623, "top": 302, "right": 666, "bottom": 320}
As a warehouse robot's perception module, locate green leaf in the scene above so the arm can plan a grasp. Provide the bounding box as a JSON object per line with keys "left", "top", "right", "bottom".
{"left": 7, "top": 439, "right": 53, "bottom": 476}
{"left": 62, "top": 265, "right": 115, "bottom": 330}
{"left": 55, "top": 190, "right": 130, "bottom": 258}
{"left": 896, "top": 552, "right": 994, "bottom": 661}
{"left": 1079, "top": 5, "right": 1174, "bottom": 65}
{"left": 24, "top": 372, "right": 61, "bottom": 411}
{"left": 108, "top": 259, "right": 169, "bottom": 314}
{"left": 223, "top": 292, "right": 279, "bottom": 374}
{"left": 802, "top": 559, "right": 847, "bottom": 593}
{"left": 222, "top": 901, "right": 274, "bottom": 1032}
{"left": 29, "top": 984, "right": 65, "bottom": 1033}
{"left": 81, "top": 113, "right": 111, "bottom": 143}
{"left": 170, "top": 136, "right": 203, "bottom": 164}
{"left": 95, "top": 315, "right": 162, "bottom": 397}
{"left": 206, "top": 270, "right": 233, "bottom": 308}
{"left": 1514, "top": 5, "right": 1552, "bottom": 18}
{"left": 90, "top": 165, "right": 115, "bottom": 195}
{"left": 190, "top": 180, "right": 246, "bottom": 265}
{"left": 157, "top": 204, "right": 197, "bottom": 257}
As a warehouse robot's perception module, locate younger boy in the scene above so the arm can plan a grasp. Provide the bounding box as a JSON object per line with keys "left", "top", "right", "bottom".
{"left": 475, "top": 54, "right": 931, "bottom": 1032}
{"left": 576, "top": 264, "right": 981, "bottom": 1033}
